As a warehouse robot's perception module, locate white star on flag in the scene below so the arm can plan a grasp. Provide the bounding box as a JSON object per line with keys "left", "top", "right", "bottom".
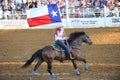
{"left": 51, "top": 10, "right": 57, "bottom": 17}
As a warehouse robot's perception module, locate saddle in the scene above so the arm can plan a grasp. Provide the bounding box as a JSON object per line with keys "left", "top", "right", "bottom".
{"left": 52, "top": 44, "right": 65, "bottom": 62}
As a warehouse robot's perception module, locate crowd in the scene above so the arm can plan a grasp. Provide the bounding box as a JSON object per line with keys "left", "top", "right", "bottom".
{"left": 0, "top": 0, "right": 120, "bottom": 20}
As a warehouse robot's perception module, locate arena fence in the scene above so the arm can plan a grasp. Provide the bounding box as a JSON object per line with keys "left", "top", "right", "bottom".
{"left": 0, "top": 6, "right": 120, "bottom": 29}
{"left": 0, "top": 17, "right": 120, "bottom": 29}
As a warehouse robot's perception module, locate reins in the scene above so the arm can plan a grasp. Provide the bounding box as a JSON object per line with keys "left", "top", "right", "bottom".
{"left": 70, "top": 46, "right": 80, "bottom": 50}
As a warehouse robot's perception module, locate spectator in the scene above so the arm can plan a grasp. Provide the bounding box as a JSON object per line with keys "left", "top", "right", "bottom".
{"left": 115, "top": 0, "right": 120, "bottom": 7}
{"left": 69, "top": 2, "right": 75, "bottom": 18}
{"left": 80, "top": 0, "right": 87, "bottom": 7}
{"left": 92, "top": 0, "right": 101, "bottom": 8}
{"left": 0, "top": 0, "right": 120, "bottom": 19}
{"left": 57, "top": 0, "right": 66, "bottom": 18}
{"left": 75, "top": 7, "right": 82, "bottom": 18}
{"left": 1, "top": 0, "right": 8, "bottom": 9}
{"left": 21, "top": 9, "right": 27, "bottom": 19}
{"left": 8, "top": 1, "right": 15, "bottom": 14}
{"left": 105, "top": 5, "right": 113, "bottom": 17}
{"left": 3, "top": 9, "right": 11, "bottom": 19}
{"left": 33, "top": 0, "right": 42, "bottom": 8}
{"left": 72, "top": 0, "right": 80, "bottom": 8}
{"left": 111, "top": 5, "right": 119, "bottom": 17}
{"left": 14, "top": 5, "right": 22, "bottom": 19}
{"left": 14, "top": 0, "right": 22, "bottom": 6}
{"left": 28, "top": 2, "right": 35, "bottom": 8}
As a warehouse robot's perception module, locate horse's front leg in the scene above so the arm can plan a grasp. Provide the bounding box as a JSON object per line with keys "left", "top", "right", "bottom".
{"left": 47, "top": 61, "right": 56, "bottom": 78}
{"left": 77, "top": 57, "right": 88, "bottom": 70}
{"left": 71, "top": 59, "right": 80, "bottom": 75}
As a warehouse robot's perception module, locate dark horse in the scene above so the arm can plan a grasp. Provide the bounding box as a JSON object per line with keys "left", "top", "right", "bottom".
{"left": 22, "top": 31, "right": 92, "bottom": 78}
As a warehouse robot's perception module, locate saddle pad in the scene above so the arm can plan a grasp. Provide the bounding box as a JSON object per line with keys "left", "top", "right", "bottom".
{"left": 51, "top": 44, "right": 65, "bottom": 52}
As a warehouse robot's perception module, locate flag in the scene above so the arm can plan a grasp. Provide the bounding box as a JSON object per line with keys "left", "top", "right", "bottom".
{"left": 55, "top": 27, "right": 64, "bottom": 40}
{"left": 27, "top": 4, "right": 62, "bottom": 27}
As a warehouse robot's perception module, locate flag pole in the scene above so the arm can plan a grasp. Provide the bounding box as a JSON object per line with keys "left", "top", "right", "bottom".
{"left": 58, "top": 0, "right": 69, "bottom": 47}
{"left": 65, "top": 0, "right": 69, "bottom": 27}
{"left": 63, "top": 0, "right": 69, "bottom": 42}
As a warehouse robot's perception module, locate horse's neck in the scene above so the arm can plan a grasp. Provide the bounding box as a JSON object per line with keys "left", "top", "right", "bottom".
{"left": 71, "top": 39, "right": 82, "bottom": 46}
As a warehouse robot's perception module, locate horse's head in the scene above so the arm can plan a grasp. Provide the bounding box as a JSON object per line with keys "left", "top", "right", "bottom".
{"left": 68, "top": 31, "right": 92, "bottom": 45}
{"left": 82, "top": 32, "right": 92, "bottom": 45}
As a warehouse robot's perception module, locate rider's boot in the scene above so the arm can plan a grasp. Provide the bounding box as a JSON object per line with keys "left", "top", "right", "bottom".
{"left": 70, "top": 53, "right": 75, "bottom": 60}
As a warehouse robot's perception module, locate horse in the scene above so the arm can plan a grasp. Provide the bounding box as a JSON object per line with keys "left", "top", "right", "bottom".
{"left": 21, "top": 31, "right": 92, "bottom": 78}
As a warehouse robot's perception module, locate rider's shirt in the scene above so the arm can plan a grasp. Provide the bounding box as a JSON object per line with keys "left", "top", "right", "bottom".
{"left": 55, "top": 27, "right": 65, "bottom": 41}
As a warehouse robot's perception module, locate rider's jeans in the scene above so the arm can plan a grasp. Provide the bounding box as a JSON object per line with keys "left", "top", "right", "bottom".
{"left": 55, "top": 40, "right": 70, "bottom": 59}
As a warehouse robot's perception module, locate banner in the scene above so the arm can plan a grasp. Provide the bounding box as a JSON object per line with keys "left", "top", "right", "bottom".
{"left": 0, "top": 17, "right": 120, "bottom": 29}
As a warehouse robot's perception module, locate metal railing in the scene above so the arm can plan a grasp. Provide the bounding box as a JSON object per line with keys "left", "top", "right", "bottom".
{"left": 1, "top": 7, "right": 120, "bottom": 20}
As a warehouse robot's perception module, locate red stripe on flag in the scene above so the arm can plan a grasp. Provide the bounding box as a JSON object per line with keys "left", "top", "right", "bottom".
{"left": 27, "top": 15, "right": 52, "bottom": 27}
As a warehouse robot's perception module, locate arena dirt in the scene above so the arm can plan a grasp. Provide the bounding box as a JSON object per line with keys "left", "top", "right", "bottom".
{"left": 0, "top": 27, "right": 120, "bottom": 80}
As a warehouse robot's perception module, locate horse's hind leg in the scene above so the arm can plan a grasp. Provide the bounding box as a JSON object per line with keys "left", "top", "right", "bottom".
{"left": 31, "top": 58, "right": 43, "bottom": 76}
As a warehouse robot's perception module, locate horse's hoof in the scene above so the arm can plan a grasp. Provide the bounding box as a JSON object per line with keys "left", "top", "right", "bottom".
{"left": 50, "top": 73, "right": 56, "bottom": 78}
{"left": 75, "top": 68, "right": 80, "bottom": 75}
{"left": 84, "top": 63, "right": 88, "bottom": 70}
{"left": 31, "top": 71, "right": 35, "bottom": 76}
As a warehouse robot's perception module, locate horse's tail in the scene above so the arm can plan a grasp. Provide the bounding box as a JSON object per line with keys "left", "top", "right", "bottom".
{"left": 21, "top": 49, "right": 43, "bottom": 68}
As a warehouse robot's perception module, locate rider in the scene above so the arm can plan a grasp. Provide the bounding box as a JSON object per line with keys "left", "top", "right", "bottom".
{"left": 54, "top": 26, "right": 74, "bottom": 60}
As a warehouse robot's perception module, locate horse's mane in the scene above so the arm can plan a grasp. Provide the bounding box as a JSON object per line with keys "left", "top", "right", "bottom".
{"left": 67, "top": 31, "right": 86, "bottom": 44}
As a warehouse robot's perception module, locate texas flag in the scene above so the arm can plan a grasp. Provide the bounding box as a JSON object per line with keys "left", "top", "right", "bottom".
{"left": 27, "top": 4, "right": 62, "bottom": 27}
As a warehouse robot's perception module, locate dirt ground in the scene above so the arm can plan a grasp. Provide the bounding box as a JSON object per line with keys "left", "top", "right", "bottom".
{"left": 0, "top": 27, "right": 120, "bottom": 80}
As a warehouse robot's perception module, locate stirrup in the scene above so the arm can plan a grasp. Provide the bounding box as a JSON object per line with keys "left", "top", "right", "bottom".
{"left": 70, "top": 56, "right": 75, "bottom": 60}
